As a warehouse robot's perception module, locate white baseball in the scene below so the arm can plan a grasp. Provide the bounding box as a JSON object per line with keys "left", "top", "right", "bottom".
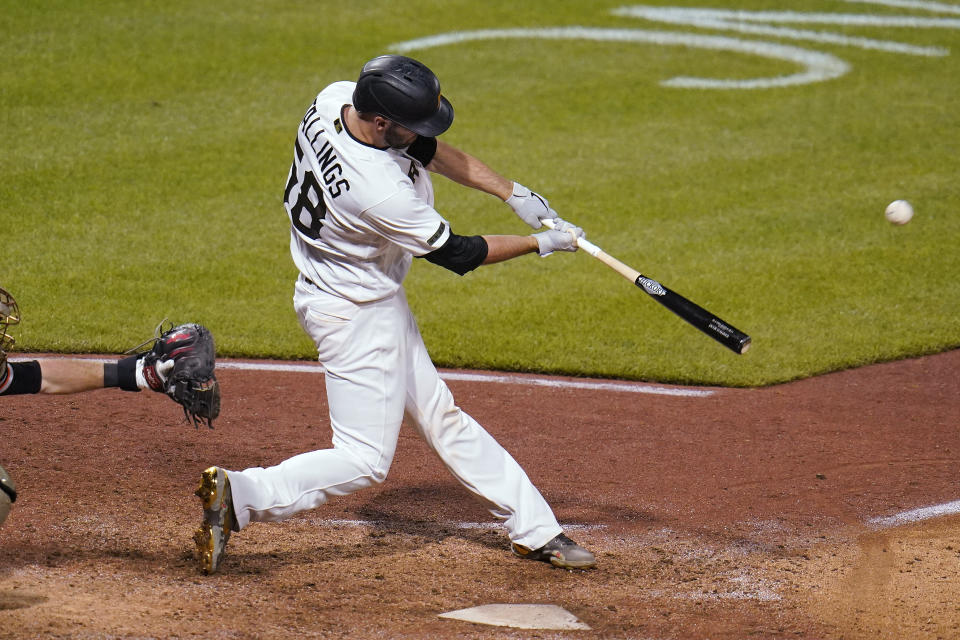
{"left": 884, "top": 200, "right": 913, "bottom": 225}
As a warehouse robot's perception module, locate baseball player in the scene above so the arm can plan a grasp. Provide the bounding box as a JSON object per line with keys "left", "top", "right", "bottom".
{"left": 193, "top": 55, "right": 596, "bottom": 574}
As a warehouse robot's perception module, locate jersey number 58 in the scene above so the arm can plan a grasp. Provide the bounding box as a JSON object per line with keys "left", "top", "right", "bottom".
{"left": 284, "top": 141, "right": 326, "bottom": 240}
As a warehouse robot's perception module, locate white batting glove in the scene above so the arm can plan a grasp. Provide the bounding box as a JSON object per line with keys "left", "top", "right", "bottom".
{"left": 549, "top": 217, "right": 583, "bottom": 236}
{"left": 135, "top": 357, "right": 175, "bottom": 392}
{"left": 532, "top": 222, "right": 583, "bottom": 257}
{"left": 506, "top": 182, "right": 557, "bottom": 229}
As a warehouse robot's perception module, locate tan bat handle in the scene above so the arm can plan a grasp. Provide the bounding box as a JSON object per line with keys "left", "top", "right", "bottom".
{"left": 541, "top": 219, "right": 641, "bottom": 282}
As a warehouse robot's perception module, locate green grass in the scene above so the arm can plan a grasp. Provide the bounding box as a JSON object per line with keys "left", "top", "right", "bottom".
{"left": 3, "top": 0, "right": 958, "bottom": 386}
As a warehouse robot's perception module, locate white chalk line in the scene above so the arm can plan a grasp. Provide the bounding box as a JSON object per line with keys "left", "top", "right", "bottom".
{"left": 214, "top": 360, "right": 718, "bottom": 397}
{"left": 868, "top": 499, "right": 960, "bottom": 528}
{"left": 309, "top": 500, "right": 960, "bottom": 541}
{"left": 445, "top": 371, "right": 715, "bottom": 397}
{"left": 10, "top": 356, "right": 717, "bottom": 397}
{"left": 612, "top": 6, "right": 955, "bottom": 56}
{"left": 392, "top": 27, "right": 851, "bottom": 89}
{"left": 845, "top": 0, "right": 960, "bottom": 15}
{"left": 302, "top": 499, "right": 960, "bottom": 533}
{"left": 310, "top": 519, "right": 603, "bottom": 532}
{"left": 391, "top": 3, "right": 960, "bottom": 89}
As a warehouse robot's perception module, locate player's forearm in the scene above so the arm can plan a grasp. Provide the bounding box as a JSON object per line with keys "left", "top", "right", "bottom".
{"left": 481, "top": 235, "right": 539, "bottom": 264}
{"left": 3, "top": 359, "right": 109, "bottom": 396}
{"left": 37, "top": 359, "right": 107, "bottom": 394}
{"left": 5, "top": 357, "right": 153, "bottom": 396}
{"left": 428, "top": 141, "right": 513, "bottom": 200}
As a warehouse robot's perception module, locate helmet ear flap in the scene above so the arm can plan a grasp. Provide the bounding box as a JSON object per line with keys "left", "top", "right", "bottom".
{"left": 351, "top": 70, "right": 383, "bottom": 116}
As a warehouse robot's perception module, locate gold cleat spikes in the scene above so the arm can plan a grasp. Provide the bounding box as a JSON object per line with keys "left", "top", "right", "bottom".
{"left": 193, "top": 524, "right": 215, "bottom": 574}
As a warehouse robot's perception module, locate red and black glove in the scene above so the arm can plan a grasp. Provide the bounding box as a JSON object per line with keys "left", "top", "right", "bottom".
{"left": 140, "top": 323, "right": 220, "bottom": 428}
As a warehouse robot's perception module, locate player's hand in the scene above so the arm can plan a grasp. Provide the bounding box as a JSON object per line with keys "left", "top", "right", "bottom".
{"left": 138, "top": 356, "right": 175, "bottom": 392}
{"left": 506, "top": 183, "right": 557, "bottom": 229}
{"left": 533, "top": 223, "right": 583, "bottom": 256}
{"left": 156, "top": 358, "right": 176, "bottom": 384}
{"left": 549, "top": 217, "right": 583, "bottom": 236}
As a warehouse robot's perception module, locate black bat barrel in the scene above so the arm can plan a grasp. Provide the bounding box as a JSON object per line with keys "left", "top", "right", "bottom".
{"left": 635, "top": 275, "right": 751, "bottom": 354}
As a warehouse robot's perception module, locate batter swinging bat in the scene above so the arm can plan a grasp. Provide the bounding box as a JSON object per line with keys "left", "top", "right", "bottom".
{"left": 543, "top": 219, "right": 751, "bottom": 354}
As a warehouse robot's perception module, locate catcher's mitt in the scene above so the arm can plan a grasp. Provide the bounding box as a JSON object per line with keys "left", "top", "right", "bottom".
{"left": 140, "top": 323, "right": 220, "bottom": 428}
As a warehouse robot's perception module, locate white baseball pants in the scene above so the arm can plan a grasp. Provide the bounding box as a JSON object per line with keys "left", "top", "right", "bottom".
{"left": 227, "top": 277, "right": 563, "bottom": 550}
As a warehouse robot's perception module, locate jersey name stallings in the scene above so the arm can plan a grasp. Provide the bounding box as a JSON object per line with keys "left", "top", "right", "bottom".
{"left": 300, "top": 103, "right": 350, "bottom": 199}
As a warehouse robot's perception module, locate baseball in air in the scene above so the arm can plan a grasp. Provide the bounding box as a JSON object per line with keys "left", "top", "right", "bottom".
{"left": 884, "top": 200, "right": 913, "bottom": 225}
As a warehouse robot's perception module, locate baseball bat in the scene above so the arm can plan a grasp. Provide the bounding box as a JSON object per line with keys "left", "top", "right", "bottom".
{"left": 543, "top": 219, "right": 751, "bottom": 354}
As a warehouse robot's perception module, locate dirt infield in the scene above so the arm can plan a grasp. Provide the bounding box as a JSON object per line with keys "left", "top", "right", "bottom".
{"left": 1, "top": 349, "right": 958, "bottom": 638}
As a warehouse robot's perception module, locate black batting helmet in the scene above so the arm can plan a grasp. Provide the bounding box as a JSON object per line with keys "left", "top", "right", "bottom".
{"left": 352, "top": 55, "right": 454, "bottom": 137}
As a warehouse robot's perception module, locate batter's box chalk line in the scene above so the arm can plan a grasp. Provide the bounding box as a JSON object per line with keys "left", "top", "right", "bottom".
{"left": 313, "top": 518, "right": 604, "bottom": 532}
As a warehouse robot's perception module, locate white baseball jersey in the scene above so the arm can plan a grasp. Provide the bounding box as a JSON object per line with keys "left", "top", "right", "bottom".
{"left": 283, "top": 81, "right": 451, "bottom": 303}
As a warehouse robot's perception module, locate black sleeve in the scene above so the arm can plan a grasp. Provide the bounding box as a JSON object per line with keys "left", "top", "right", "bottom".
{"left": 420, "top": 232, "right": 488, "bottom": 276}
{"left": 407, "top": 136, "right": 438, "bottom": 166}
{"left": 0, "top": 361, "right": 42, "bottom": 396}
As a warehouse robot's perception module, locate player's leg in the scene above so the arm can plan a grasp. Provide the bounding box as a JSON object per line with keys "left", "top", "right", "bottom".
{"left": 396, "top": 290, "right": 562, "bottom": 551}
{"left": 226, "top": 280, "right": 407, "bottom": 529}
{"left": 401, "top": 297, "right": 595, "bottom": 567}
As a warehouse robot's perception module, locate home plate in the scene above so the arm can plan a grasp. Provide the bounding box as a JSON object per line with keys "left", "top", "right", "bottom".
{"left": 438, "top": 604, "right": 590, "bottom": 630}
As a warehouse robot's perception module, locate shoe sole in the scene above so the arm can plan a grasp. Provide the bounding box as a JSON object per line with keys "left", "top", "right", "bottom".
{"left": 549, "top": 556, "right": 596, "bottom": 569}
